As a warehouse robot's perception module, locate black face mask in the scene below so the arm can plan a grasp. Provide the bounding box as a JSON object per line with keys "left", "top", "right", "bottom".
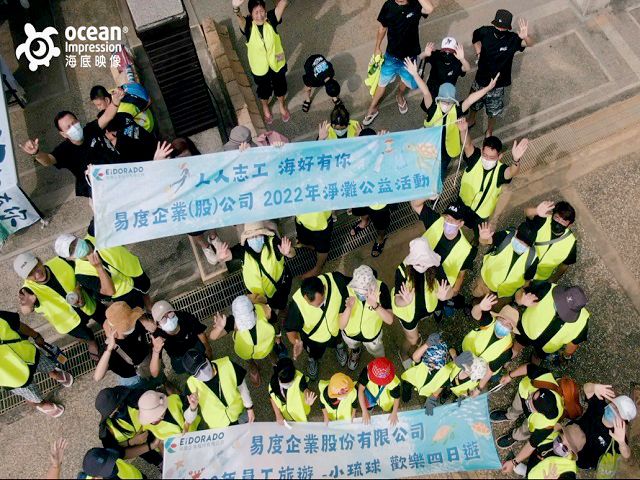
{"left": 493, "top": 27, "right": 506, "bottom": 38}
{"left": 551, "top": 219, "right": 566, "bottom": 235}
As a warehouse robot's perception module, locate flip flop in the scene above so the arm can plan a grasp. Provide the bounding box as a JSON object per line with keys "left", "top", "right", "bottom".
{"left": 302, "top": 100, "right": 312, "bottom": 113}
{"left": 350, "top": 221, "right": 369, "bottom": 237}
{"left": 396, "top": 96, "right": 408, "bottom": 114}
{"left": 36, "top": 403, "right": 65, "bottom": 418}
{"left": 371, "top": 237, "right": 387, "bottom": 257}
{"left": 264, "top": 112, "right": 273, "bottom": 125}
{"left": 282, "top": 110, "right": 291, "bottom": 123}
{"left": 56, "top": 370, "right": 74, "bottom": 388}
{"left": 362, "top": 111, "right": 379, "bottom": 126}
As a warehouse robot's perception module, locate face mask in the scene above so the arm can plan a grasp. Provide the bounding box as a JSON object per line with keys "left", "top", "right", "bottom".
{"left": 440, "top": 102, "right": 453, "bottom": 114}
{"left": 355, "top": 292, "right": 367, "bottom": 302}
{"left": 279, "top": 380, "right": 294, "bottom": 389}
{"left": 122, "top": 326, "right": 135, "bottom": 336}
{"left": 74, "top": 239, "right": 91, "bottom": 258}
{"left": 195, "top": 363, "right": 214, "bottom": 382}
{"left": 551, "top": 219, "right": 566, "bottom": 235}
{"left": 511, "top": 238, "right": 528, "bottom": 255}
{"left": 494, "top": 321, "right": 512, "bottom": 338}
{"left": 66, "top": 123, "right": 84, "bottom": 142}
{"left": 552, "top": 437, "right": 570, "bottom": 457}
{"left": 333, "top": 127, "right": 348, "bottom": 136}
{"left": 443, "top": 221, "right": 459, "bottom": 237}
{"left": 160, "top": 315, "right": 179, "bottom": 333}
{"left": 481, "top": 156, "right": 497, "bottom": 170}
{"left": 247, "top": 235, "right": 265, "bottom": 253}
{"left": 603, "top": 404, "right": 617, "bottom": 424}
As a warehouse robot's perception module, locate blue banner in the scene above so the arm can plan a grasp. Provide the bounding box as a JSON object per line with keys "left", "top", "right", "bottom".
{"left": 91, "top": 127, "right": 442, "bottom": 248}
{"left": 162, "top": 394, "right": 500, "bottom": 479}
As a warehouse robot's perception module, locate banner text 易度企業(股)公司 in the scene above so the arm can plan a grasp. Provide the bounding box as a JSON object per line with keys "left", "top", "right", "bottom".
{"left": 91, "top": 127, "right": 443, "bottom": 248}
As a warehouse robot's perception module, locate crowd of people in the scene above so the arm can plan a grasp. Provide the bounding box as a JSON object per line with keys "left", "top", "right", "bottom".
{"left": 1, "top": 0, "right": 637, "bottom": 479}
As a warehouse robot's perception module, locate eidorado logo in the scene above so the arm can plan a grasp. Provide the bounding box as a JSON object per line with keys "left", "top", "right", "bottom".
{"left": 15, "top": 23, "right": 61, "bottom": 72}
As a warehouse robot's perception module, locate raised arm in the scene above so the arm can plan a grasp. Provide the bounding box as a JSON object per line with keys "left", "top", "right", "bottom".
{"left": 518, "top": 18, "right": 533, "bottom": 48}
{"left": 504, "top": 138, "right": 529, "bottom": 180}
{"left": 19, "top": 138, "right": 56, "bottom": 166}
{"left": 454, "top": 44, "right": 471, "bottom": 73}
{"left": 232, "top": 0, "right": 247, "bottom": 32}
{"left": 97, "top": 88, "right": 123, "bottom": 130}
{"left": 274, "top": 0, "right": 289, "bottom": 22}
{"left": 457, "top": 118, "right": 475, "bottom": 157}
{"left": 461, "top": 73, "right": 499, "bottom": 112}
{"left": 404, "top": 58, "right": 433, "bottom": 108}
{"left": 417, "top": 0, "right": 434, "bottom": 14}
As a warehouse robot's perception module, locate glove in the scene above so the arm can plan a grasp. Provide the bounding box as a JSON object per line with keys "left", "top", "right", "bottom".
{"left": 424, "top": 397, "right": 438, "bottom": 416}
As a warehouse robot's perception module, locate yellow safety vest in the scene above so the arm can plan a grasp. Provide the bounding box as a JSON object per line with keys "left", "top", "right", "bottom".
{"left": 533, "top": 217, "right": 577, "bottom": 281}
{"left": 318, "top": 379, "right": 357, "bottom": 421}
{"left": 118, "top": 102, "right": 155, "bottom": 134}
{"left": 527, "top": 456, "right": 577, "bottom": 479}
{"left": 0, "top": 316, "right": 36, "bottom": 388}
{"left": 246, "top": 20, "right": 286, "bottom": 76}
{"left": 521, "top": 283, "right": 589, "bottom": 354}
{"left": 481, "top": 234, "right": 537, "bottom": 298}
{"left": 186, "top": 357, "right": 244, "bottom": 428}
{"left": 233, "top": 304, "right": 275, "bottom": 360}
{"left": 461, "top": 320, "right": 512, "bottom": 372}
{"left": 401, "top": 362, "right": 454, "bottom": 398}
{"left": 518, "top": 373, "right": 564, "bottom": 433}
{"left": 459, "top": 159, "right": 503, "bottom": 219}
{"left": 242, "top": 236, "right": 285, "bottom": 299}
{"left": 296, "top": 211, "right": 332, "bottom": 232}
{"left": 106, "top": 406, "right": 142, "bottom": 444}
{"left": 24, "top": 257, "right": 96, "bottom": 334}
{"left": 86, "top": 235, "right": 144, "bottom": 278}
{"left": 391, "top": 263, "right": 439, "bottom": 322}
{"left": 83, "top": 459, "right": 143, "bottom": 480}
{"left": 292, "top": 273, "right": 342, "bottom": 343}
{"left": 269, "top": 371, "right": 310, "bottom": 422}
{"left": 343, "top": 282, "right": 384, "bottom": 341}
{"left": 369, "top": 203, "right": 387, "bottom": 210}
{"left": 142, "top": 394, "right": 200, "bottom": 440}
{"left": 364, "top": 375, "right": 400, "bottom": 412}
{"left": 423, "top": 217, "right": 473, "bottom": 286}
{"left": 424, "top": 103, "right": 461, "bottom": 158}
{"left": 448, "top": 363, "right": 480, "bottom": 397}
{"left": 327, "top": 120, "right": 361, "bottom": 140}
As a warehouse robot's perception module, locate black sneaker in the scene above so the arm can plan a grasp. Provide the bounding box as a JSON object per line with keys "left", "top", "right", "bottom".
{"left": 490, "top": 409, "right": 509, "bottom": 422}
{"left": 496, "top": 434, "right": 517, "bottom": 449}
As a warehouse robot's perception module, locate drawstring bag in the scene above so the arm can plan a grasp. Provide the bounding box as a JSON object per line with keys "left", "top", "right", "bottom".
{"left": 364, "top": 54, "right": 384, "bottom": 97}
{"left": 596, "top": 438, "right": 621, "bottom": 479}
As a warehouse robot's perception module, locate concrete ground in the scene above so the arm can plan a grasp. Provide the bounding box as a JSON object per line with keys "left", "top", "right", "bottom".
{"left": 1, "top": 0, "right": 640, "bottom": 478}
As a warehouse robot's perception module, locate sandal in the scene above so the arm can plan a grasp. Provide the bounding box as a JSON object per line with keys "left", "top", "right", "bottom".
{"left": 264, "top": 112, "right": 273, "bottom": 125}
{"left": 371, "top": 237, "right": 387, "bottom": 257}
{"left": 89, "top": 352, "right": 101, "bottom": 363}
{"left": 36, "top": 403, "right": 65, "bottom": 418}
{"left": 302, "top": 100, "right": 312, "bottom": 113}
{"left": 350, "top": 221, "right": 369, "bottom": 237}
{"left": 56, "top": 370, "right": 74, "bottom": 388}
{"left": 362, "top": 110, "right": 379, "bottom": 126}
{"left": 396, "top": 96, "right": 408, "bottom": 114}
{"left": 332, "top": 98, "right": 343, "bottom": 107}
{"left": 281, "top": 110, "right": 291, "bottom": 123}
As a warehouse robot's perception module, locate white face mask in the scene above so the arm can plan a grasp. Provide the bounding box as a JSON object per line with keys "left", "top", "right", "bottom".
{"left": 160, "top": 314, "right": 179, "bottom": 333}
{"left": 195, "top": 363, "right": 214, "bottom": 382}
{"left": 122, "top": 326, "right": 135, "bottom": 336}
{"left": 412, "top": 263, "right": 429, "bottom": 274}
{"left": 440, "top": 102, "right": 453, "bottom": 113}
{"left": 66, "top": 123, "right": 84, "bottom": 142}
{"left": 279, "top": 380, "right": 294, "bottom": 389}
{"left": 333, "top": 126, "right": 348, "bottom": 136}
{"left": 443, "top": 221, "right": 459, "bottom": 238}
{"left": 511, "top": 238, "right": 528, "bottom": 255}
{"left": 481, "top": 156, "right": 497, "bottom": 170}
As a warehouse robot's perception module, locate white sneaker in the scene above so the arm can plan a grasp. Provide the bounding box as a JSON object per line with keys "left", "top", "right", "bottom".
{"left": 513, "top": 463, "right": 527, "bottom": 477}
{"left": 202, "top": 247, "right": 219, "bottom": 265}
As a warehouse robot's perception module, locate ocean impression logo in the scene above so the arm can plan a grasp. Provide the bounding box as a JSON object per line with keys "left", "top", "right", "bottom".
{"left": 15, "top": 23, "right": 61, "bottom": 72}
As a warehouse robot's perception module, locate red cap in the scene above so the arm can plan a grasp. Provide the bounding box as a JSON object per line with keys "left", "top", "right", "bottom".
{"left": 367, "top": 357, "right": 396, "bottom": 386}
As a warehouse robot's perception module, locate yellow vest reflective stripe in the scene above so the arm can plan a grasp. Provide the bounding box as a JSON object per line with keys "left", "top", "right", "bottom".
{"left": 481, "top": 239, "right": 535, "bottom": 298}
{"left": 369, "top": 203, "right": 387, "bottom": 210}
{"left": 517, "top": 373, "right": 564, "bottom": 432}
{"left": 459, "top": 160, "right": 503, "bottom": 219}
{"left": 114, "top": 459, "right": 143, "bottom": 479}
{"left": 242, "top": 237, "right": 285, "bottom": 298}
{"left": 296, "top": 211, "right": 332, "bottom": 231}
{"left": 461, "top": 320, "right": 513, "bottom": 370}
{"left": 186, "top": 357, "right": 244, "bottom": 428}
{"left": 118, "top": 102, "right": 155, "bottom": 133}
{"left": 424, "top": 103, "right": 461, "bottom": 158}
{"left": 401, "top": 362, "right": 453, "bottom": 398}
{"left": 327, "top": 120, "right": 361, "bottom": 140}
{"left": 246, "top": 20, "right": 286, "bottom": 76}
{"left": 318, "top": 380, "right": 357, "bottom": 421}
{"left": 391, "top": 264, "right": 438, "bottom": 322}
{"left": 448, "top": 364, "right": 480, "bottom": 397}
{"left": 0, "top": 316, "right": 36, "bottom": 388}
{"left": 534, "top": 217, "right": 576, "bottom": 280}
{"left": 142, "top": 394, "right": 200, "bottom": 440}
{"left": 106, "top": 407, "right": 142, "bottom": 443}
{"left": 423, "top": 217, "right": 473, "bottom": 286}
{"left": 75, "top": 258, "right": 134, "bottom": 299}
{"left": 292, "top": 274, "right": 342, "bottom": 343}
{"left": 86, "top": 236, "right": 144, "bottom": 278}
{"left": 269, "top": 371, "right": 310, "bottom": 422}
{"left": 344, "top": 282, "right": 383, "bottom": 341}
{"left": 233, "top": 304, "right": 275, "bottom": 360}
{"left": 522, "top": 283, "right": 589, "bottom": 353}
{"left": 365, "top": 375, "right": 400, "bottom": 412}
{"left": 24, "top": 257, "right": 95, "bottom": 334}
{"left": 527, "top": 456, "right": 577, "bottom": 479}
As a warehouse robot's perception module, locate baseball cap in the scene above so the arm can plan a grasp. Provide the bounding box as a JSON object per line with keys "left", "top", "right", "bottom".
{"left": 533, "top": 389, "right": 559, "bottom": 419}
{"left": 561, "top": 424, "right": 586, "bottom": 453}
{"left": 13, "top": 252, "right": 38, "bottom": 279}
{"left": 138, "top": 390, "right": 169, "bottom": 425}
{"left": 223, "top": 125, "right": 256, "bottom": 151}
{"left": 151, "top": 300, "right": 175, "bottom": 323}
{"left": 492, "top": 9, "right": 513, "bottom": 30}
{"left": 54, "top": 233, "right": 77, "bottom": 258}
{"left": 612, "top": 395, "right": 637, "bottom": 421}
{"left": 443, "top": 201, "right": 465, "bottom": 221}
{"left": 105, "top": 302, "right": 143, "bottom": 335}
{"left": 367, "top": 357, "right": 396, "bottom": 386}
{"left": 95, "top": 386, "right": 131, "bottom": 422}
{"left": 552, "top": 286, "right": 588, "bottom": 323}
{"left": 232, "top": 295, "right": 257, "bottom": 331}
{"left": 83, "top": 448, "right": 118, "bottom": 478}
{"left": 328, "top": 373, "right": 355, "bottom": 399}
{"left": 182, "top": 348, "right": 209, "bottom": 376}
{"left": 441, "top": 36, "right": 457, "bottom": 52}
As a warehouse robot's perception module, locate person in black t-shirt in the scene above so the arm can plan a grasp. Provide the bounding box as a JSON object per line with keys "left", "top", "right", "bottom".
{"left": 103, "top": 113, "right": 171, "bottom": 163}
{"left": 468, "top": 9, "right": 533, "bottom": 137}
{"left": 302, "top": 54, "right": 342, "bottom": 112}
{"left": 422, "top": 37, "right": 470, "bottom": 98}
{"left": 362, "top": 0, "right": 434, "bottom": 126}
{"left": 18, "top": 88, "right": 125, "bottom": 198}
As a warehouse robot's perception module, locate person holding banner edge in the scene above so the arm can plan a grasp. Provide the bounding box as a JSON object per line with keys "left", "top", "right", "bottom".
{"left": 319, "top": 372, "right": 359, "bottom": 424}
{"left": 269, "top": 357, "right": 317, "bottom": 424}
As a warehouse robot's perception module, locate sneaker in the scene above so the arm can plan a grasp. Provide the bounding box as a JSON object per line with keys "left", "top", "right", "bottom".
{"left": 335, "top": 344, "right": 348, "bottom": 367}
{"left": 489, "top": 409, "right": 509, "bottom": 422}
{"left": 202, "top": 246, "right": 219, "bottom": 265}
{"left": 307, "top": 358, "right": 319, "bottom": 380}
{"left": 496, "top": 434, "right": 517, "bottom": 449}
{"left": 347, "top": 349, "right": 361, "bottom": 371}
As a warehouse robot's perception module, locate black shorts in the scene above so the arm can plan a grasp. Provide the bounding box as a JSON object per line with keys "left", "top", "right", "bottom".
{"left": 352, "top": 206, "right": 391, "bottom": 232}
{"left": 303, "top": 334, "right": 342, "bottom": 360}
{"left": 302, "top": 73, "right": 325, "bottom": 88}
{"left": 67, "top": 319, "right": 96, "bottom": 341}
{"left": 267, "top": 267, "right": 293, "bottom": 311}
{"left": 133, "top": 273, "right": 151, "bottom": 294}
{"left": 253, "top": 66, "right": 288, "bottom": 100}
{"left": 116, "top": 289, "right": 146, "bottom": 309}
{"left": 295, "top": 219, "right": 333, "bottom": 254}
